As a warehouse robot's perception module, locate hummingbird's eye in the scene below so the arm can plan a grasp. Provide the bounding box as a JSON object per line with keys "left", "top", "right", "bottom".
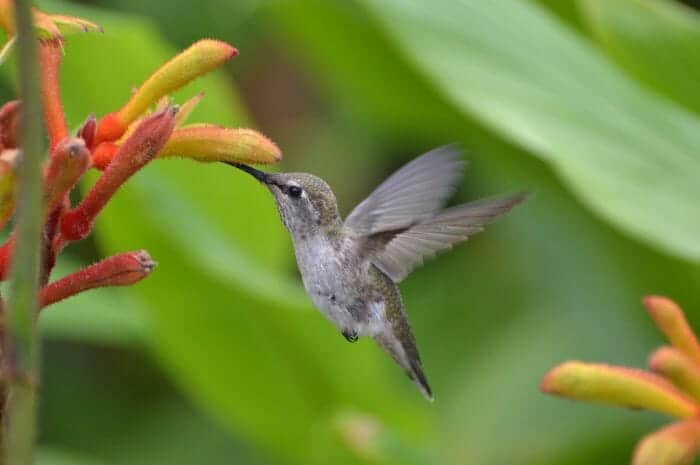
{"left": 287, "top": 185, "right": 303, "bottom": 198}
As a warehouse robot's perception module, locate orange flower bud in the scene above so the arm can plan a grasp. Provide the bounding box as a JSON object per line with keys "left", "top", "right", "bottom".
{"left": 159, "top": 125, "right": 281, "bottom": 165}
{"left": 94, "top": 112, "right": 126, "bottom": 145}
{"left": 91, "top": 142, "right": 119, "bottom": 170}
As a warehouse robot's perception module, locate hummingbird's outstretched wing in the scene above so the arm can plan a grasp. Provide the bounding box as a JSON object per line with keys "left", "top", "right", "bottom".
{"left": 371, "top": 193, "right": 528, "bottom": 282}
{"left": 344, "top": 146, "right": 466, "bottom": 234}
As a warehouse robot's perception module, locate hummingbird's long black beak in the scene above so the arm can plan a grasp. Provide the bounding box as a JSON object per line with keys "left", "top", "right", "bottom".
{"left": 224, "top": 162, "right": 270, "bottom": 184}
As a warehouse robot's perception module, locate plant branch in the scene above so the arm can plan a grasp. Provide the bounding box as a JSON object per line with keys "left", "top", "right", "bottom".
{"left": 4, "top": 0, "right": 45, "bottom": 463}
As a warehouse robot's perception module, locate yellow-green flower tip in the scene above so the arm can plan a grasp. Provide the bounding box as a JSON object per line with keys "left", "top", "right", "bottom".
{"left": 541, "top": 361, "right": 698, "bottom": 419}
{"left": 158, "top": 125, "right": 281, "bottom": 165}
{"left": 649, "top": 347, "right": 700, "bottom": 402}
{"left": 633, "top": 420, "right": 700, "bottom": 465}
{"left": 116, "top": 40, "right": 238, "bottom": 126}
{"left": 644, "top": 296, "right": 700, "bottom": 365}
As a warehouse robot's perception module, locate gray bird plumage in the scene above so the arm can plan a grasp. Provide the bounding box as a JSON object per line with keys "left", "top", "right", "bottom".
{"left": 227, "top": 146, "right": 527, "bottom": 401}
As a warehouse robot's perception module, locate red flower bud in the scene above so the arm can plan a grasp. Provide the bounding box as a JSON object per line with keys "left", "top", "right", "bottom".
{"left": 43, "top": 137, "right": 90, "bottom": 213}
{"left": 0, "top": 233, "right": 15, "bottom": 280}
{"left": 0, "top": 100, "right": 20, "bottom": 149}
{"left": 77, "top": 113, "right": 96, "bottom": 149}
{"left": 60, "top": 107, "right": 177, "bottom": 243}
{"left": 40, "top": 250, "right": 156, "bottom": 308}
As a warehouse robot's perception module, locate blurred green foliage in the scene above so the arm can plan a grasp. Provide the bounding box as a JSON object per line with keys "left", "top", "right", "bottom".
{"left": 2, "top": 0, "right": 697, "bottom": 464}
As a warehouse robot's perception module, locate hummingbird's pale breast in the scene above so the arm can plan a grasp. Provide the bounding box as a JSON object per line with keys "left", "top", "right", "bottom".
{"left": 291, "top": 228, "right": 386, "bottom": 339}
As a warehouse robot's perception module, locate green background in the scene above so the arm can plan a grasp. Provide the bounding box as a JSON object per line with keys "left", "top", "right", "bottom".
{"left": 2, "top": 0, "right": 699, "bottom": 463}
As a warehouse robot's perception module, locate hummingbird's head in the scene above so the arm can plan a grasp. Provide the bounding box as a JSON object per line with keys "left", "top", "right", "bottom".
{"left": 228, "top": 163, "right": 341, "bottom": 237}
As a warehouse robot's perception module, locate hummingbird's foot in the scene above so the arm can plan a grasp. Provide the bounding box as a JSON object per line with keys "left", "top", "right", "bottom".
{"left": 342, "top": 329, "right": 359, "bottom": 343}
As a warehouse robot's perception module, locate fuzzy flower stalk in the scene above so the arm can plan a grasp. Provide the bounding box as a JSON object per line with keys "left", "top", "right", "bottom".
{"left": 0, "top": 1, "right": 280, "bottom": 458}
{"left": 542, "top": 296, "right": 700, "bottom": 465}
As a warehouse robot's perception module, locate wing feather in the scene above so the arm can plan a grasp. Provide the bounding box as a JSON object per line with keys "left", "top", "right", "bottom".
{"left": 344, "top": 146, "right": 466, "bottom": 234}
{"left": 372, "top": 193, "right": 528, "bottom": 282}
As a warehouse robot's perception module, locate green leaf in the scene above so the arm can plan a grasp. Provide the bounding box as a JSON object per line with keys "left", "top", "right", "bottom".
{"left": 360, "top": 0, "right": 700, "bottom": 263}
{"left": 38, "top": 448, "right": 108, "bottom": 465}
{"left": 580, "top": 0, "right": 700, "bottom": 115}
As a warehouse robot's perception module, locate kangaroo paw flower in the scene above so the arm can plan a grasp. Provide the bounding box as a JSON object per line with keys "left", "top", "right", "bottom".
{"left": 95, "top": 39, "right": 237, "bottom": 144}
{"left": 645, "top": 296, "right": 700, "bottom": 365}
{"left": 544, "top": 297, "right": 700, "bottom": 465}
{"left": 158, "top": 125, "right": 281, "bottom": 165}
{"left": 40, "top": 250, "right": 156, "bottom": 308}
{"left": 60, "top": 107, "right": 177, "bottom": 242}
{"left": 541, "top": 361, "right": 697, "bottom": 418}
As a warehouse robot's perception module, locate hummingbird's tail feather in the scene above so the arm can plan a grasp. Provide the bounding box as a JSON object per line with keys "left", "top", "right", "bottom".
{"left": 373, "top": 331, "right": 434, "bottom": 401}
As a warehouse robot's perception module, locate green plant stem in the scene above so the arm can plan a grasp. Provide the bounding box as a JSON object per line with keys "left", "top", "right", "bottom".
{"left": 4, "top": 0, "right": 45, "bottom": 463}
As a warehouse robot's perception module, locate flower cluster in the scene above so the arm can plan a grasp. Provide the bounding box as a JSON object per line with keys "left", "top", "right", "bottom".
{"left": 542, "top": 296, "right": 700, "bottom": 465}
{"left": 0, "top": 3, "right": 280, "bottom": 309}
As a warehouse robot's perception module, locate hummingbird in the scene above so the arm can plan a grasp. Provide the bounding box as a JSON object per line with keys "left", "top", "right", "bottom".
{"left": 227, "top": 146, "right": 526, "bottom": 400}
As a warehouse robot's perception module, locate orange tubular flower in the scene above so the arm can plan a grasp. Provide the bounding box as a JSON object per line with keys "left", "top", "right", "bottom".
{"left": 542, "top": 296, "right": 700, "bottom": 465}
{"left": 159, "top": 125, "right": 282, "bottom": 165}
{"left": 0, "top": 1, "right": 281, "bottom": 310}
{"left": 39, "top": 40, "right": 67, "bottom": 150}
{"left": 94, "top": 39, "right": 238, "bottom": 145}
{"left": 59, "top": 107, "right": 178, "bottom": 243}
